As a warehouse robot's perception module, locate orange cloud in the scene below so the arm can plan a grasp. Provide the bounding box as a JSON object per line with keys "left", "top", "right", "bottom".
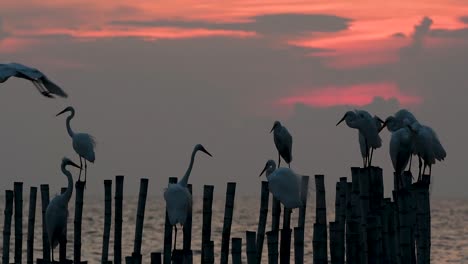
{"left": 278, "top": 82, "right": 422, "bottom": 107}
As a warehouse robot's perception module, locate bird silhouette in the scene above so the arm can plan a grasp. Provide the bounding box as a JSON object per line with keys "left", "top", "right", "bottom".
{"left": 270, "top": 121, "right": 293, "bottom": 168}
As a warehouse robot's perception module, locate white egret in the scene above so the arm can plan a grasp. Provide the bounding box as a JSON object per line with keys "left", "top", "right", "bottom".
{"left": 259, "top": 160, "right": 301, "bottom": 209}
{"left": 337, "top": 110, "right": 382, "bottom": 167}
{"left": 388, "top": 127, "right": 413, "bottom": 188}
{"left": 164, "top": 144, "right": 212, "bottom": 250}
{"left": 0, "top": 62, "right": 67, "bottom": 98}
{"left": 408, "top": 122, "right": 446, "bottom": 180}
{"left": 56, "top": 106, "right": 96, "bottom": 184}
{"left": 359, "top": 115, "right": 384, "bottom": 167}
{"left": 45, "top": 157, "right": 81, "bottom": 262}
{"left": 270, "top": 121, "right": 293, "bottom": 168}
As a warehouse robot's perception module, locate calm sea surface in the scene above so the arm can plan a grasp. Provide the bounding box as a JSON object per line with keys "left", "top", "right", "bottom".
{"left": 0, "top": 195, "right": 466, "bottom": 263}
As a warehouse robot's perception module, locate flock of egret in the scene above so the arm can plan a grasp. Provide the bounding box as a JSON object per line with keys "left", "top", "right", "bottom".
{"left": 0, "top": 62, "right": 446, "bottom": 259}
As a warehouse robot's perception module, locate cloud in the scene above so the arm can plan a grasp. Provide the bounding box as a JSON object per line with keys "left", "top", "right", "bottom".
{"left": 0, "top": 17, "right": 9, "bottom": 40}
{"left": 399, "top": 16, "right": 433, "bottom": 57}
{"left": 460, "top": 16, "right": 468, "bottom": 24}
{"left": 392, "top": 32, "right": 406, "bottom": 38}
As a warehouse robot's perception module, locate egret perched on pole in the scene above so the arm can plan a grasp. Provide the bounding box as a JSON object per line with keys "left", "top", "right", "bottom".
{"left": 45, "top": 157, "right": 81, "bottom": 262}
{"left": 336, "top": 110, "right": 382, "bottom": 167}
{"left": 259, "top": 160, "right": 301, "bottom": 209}
{"left": 56, "top": 106, "right": 96, "bottom": 184}
{"left": 359, "top": 116, "right": 384, "bottom": 167}
{"left": 408, "top": 122, "right": 446, "bottom": 180}
{"left": 387, "top": 127, "right": 413, "bottom": 188}
{"left": 164, "top": 144, "right": 212, "bottom": 250}
{"left": 270, "top": 121, "right": 293, "bottom": 168}
{"left": 0, "top": 63, "right": 67, "bottom": 98}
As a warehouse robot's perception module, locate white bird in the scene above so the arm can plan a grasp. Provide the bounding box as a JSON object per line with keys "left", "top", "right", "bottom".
{"left": 0, "top": 62, "right": 67, "bottom": 98}
{"left": 56, "top": 106, "right": 96, "bottom": 184}
{"left": 408, "top": 122, "right": 446, "bottom": 180}
{"left": 45, "top": 157, "right": 81, "bottom": 262}
{"left": 270, "top": 121, "right": 293, "bottom": 168}
{"left": 164, "top": 144, "right": 212, "bottom": 250}
{"left": 337, "top": 110, "right": 382, "bottom": 167}
{"left": 359, "top": 115, "right": 384, "bottom": 167}
{"left": 388, "top": 127, "right": 413, "bottom": 188}
{"left": 259, "top": 160, "right": 302, "bottom": 209}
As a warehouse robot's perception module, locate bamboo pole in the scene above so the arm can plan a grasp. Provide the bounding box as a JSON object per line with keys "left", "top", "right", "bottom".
{"left": 171, "top": 250, "right": 184, "bottom": 264}
{"left": 293, "top": 227, "right": 304, "bottom": 264}
{"left": 366, "top": 216, "right": 379, "bottom": 264}
{"left": 202, "top": 241, "right": 214, "bottom": 264}
{"left": 114, "top": 175, "right": 125, "bottom": 264}
{"left": 131, "top": 178, "right": 148, "bottom": 264}
{"left": 246, "top": 231, "right": 257, "bottom": 264}
{"left": 350, "top": 168, "right": 362, "bottom": 264}
{"left": 336, "top": 178, "right": 347, "bottom": 264}
{"left": 2, "top": 190, "right": 14, "bottom": 264}
{"left": 14, "top": 182, "right": 23, "bottom": 264}
{"left": 298, "top": 176, "right": 309, "bottom": 228}
{"left": 359, "top": 168, "right": 370, "bottom": 264}
{"left": 183, "top": 184, "right": 193, "bottom": 264}
{"left": 313, "top": 174, "right": 327, "bottom": 264}
{"left": 256, "top": 181, "right": 269, "bottom": 264}
{"left": 73, "top": 181, "right": 86, "bottom": 263}
{"left": 231, "top": 238, "right": 242, "bottom": 264}
{"left": 163, "top": 177, "right": 177, "bottom": 264}
{"left": 329, "top": 221, "right": 338, "bottom": 264}
{"left": 102, "top": 180, "right": 112, "bottom": 263}
{"left": 415, "top": 175, "right": 430, "bottom": 264}
{"left": 40, "top": 184, "right": 50, "bottom": 262}
{"left": 26, "top": 187, "right": 37, "bottom": 264}
{"left": 280, "top": 208, "right": 292, "bottom": 264}
{"left": 59, "top": 187, "right": 68, "bottom": 262}
{"left": 396, "top": 189, "right": 411, "bottom": 263}
{"left": 201, "top": 185, "right": 214, "bottom": 264}
{"left": 266, "top": 231, "right": 278, "bottom": 264}
{"left": 151, "top": 252, "right": 162, "bottom": 264}
{"left": 220, "top": 182, "right": 236, "bottom": 264}
{"left": 271, "top": 197, "right": 281, "bottom": 233}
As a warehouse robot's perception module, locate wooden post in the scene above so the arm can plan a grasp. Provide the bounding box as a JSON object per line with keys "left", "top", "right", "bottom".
{"left": 366, "top": 216, "right": 380, "bottom": 264}
{"left": 102, "top": 180, "right": 112, "bottom": 263}
{"left": 114, "top": 175, "right": 125, "bottom": 264}
{"left": 150, "top": 252, "right": 162, "bottom": 264}
{"left": 130, "top": 178, "right": 148, "bottom": 264}
{"left": 359, "top": 168, "right": 370, "bottom": 264}
{"left": 280, "top": 208, "right": 292, "bottom": 264}
{"left": 246, "top": 231, "right": 257, "bottom": 264}
{"left": 349, "top": 168, "right": 362, "bottom": 264}
{"left": 14, "top": 182, "right": 23, "bottom": 264}
{"left": 201, "top": 185, "right": 214, "bottom": 263}
{"left": 329, "top": 222, "right": 338, "bottom": 264}
{"left": 396, "top": 189, "right": 411, "bottom": 263}
{"left": 171, "top": 250, "right": 184, "bottom": 264}
{"left": 220, "top": 182, "right": 236, "bottom": 264}
{"left": 313, "top": 175, "right": 327, "bottom": 264}
{"left": 336, "top": 178, "right": 347, "bottom": 264}
{"left": 183, "top": 184, "right": 193, "bottom": 264}
{"left": 256, "top": 181, "right": 269, "bottom": 264}
{"left": 293, "top": 227, "right": 304, "bottom": 264}
{"left": 2, "top": 190, "right": 14, "bottom": 264}
{"left": 231, "top": 238, "right": 242, "bottom": 264}
{"left": 74, "top": 181, "right": 86, "bottom": 263}
{"left": 202, "top": 241, "right": 214, "bottom": 264}
{"left": 163, "top": 177, "right": 177, "bottom": 264}
{"left": 26, "top": 187, "right": 37, "bottom": 264}
{"left": 271, "top": 197, "right": 281, "bottom": 233}
{"left": 39, "top": 184, "right": 50, "bottom": 262}
{"left": 415, "top": 175, "right": 430, "bottom": 264}
{"left": 266, "top": 231, "right": 278, "bottom": 264}
{"left": 392, "top": 191, "right": 401, "bottom": 264}
{"left": 59, "top": 187, "right": 69, "bottom": 262}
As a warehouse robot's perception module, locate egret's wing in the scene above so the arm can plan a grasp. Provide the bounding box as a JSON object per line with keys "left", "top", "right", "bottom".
{"left": 274, "top": 127, "right": 293, "bottom": 163}
{"left": 358, "top": 131, "right": 367, "bottom": 158}
{"left": 427, "top": 127, "right": 446, "bottom": 161}
{"left": 269, "top": 168, "right": 301, "bottom": 208}
{"left": 164, "top": 184, "right": 192, "bottom": 225}
{"left": 0, "top": 64, "right": 18, "bottom": 82}
{"left": 41, "top": 76, "right": 67, "bottom": 97}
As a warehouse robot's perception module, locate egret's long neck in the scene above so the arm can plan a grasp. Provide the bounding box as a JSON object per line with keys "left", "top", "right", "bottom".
{"left": 179, "top": 148, "right": 198, "bottom": 187}
{"left": 61, "top": 165, "right": 74, "bottom": 203}
{"left": 66, "top": 109, "right": 75, "bottom": 138}
{"left": 266, "top": 166, "right": 276, "bottom": 179}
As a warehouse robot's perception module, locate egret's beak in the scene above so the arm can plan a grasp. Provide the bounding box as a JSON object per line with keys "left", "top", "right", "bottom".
{"left": 68, "top": 161, "right": 81, "bottom": 169}
{"left": 336, "top": 114, "right": 346, "bottom": 126}
{"left": 201, "top": 148, "right": 212, "bottom": 157}
{"left": 376, "top": 116, "right": 385, "bottom": 124}
{"left": 270, "top": 124, "right": 276, "bottom": 133}
{"left": 259, "top": 164, "right": 268, "bottom": 177}
{"left": 378, "top": 121, "right": 387, "bottom": 133}
{"left": 56, "top": 109, "right": 68, "bottom": 116}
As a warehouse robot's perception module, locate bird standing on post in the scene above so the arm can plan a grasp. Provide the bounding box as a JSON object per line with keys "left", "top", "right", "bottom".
{"left": 359, "top": 115, "right": 384, "bottom": 167}
{"left": 259, "top": 160, "right": 301, "bottom": 209}
{"left": 56, "top": 106, "right": 96, "bottom": 184}
{"left": 0, "top": 62, "right": 67, "bottom": 98}
{"left": 336, "top": 110, "right": 382, "bottom": 167}
{"left": 45, "top": 158, "right": 81, "bottom": 262}
{"left": 164, "top": 144, "right": 212, "bottom": 250}
{"left": 385, "top": 126, "right": 413, "bottom": 188}
{"left": 270, "top": 121, "right": 293, "bottom": 168}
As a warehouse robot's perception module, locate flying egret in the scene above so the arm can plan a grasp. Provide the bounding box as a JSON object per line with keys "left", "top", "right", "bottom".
{"left": 388, "top": 127, "right": 413, "bottom": 188}
{"left": 270, "top": 121, "right": 293, "bottom": 168}
{"left": 45, "top": 157, "right": 81, "bottom": 262}
{"left": 56, "top": 106, "right": 96, "bottom": 184}
{"left": 0, "top": 62, "right": 67, "bottom": 98}
{"left": 337, "top": 110, "right": 382, "bottom": 167}
{"left": 359, "top": 115, "right": 384, "bottom": 167}
{"left": 259, "top": 160, "right": 301, "bottom": 209}
{"left": 164, "top": 144, "right": 212, "bottom": 250}
{"left": 408, "top": 122, "right": 446, "bottom": 180}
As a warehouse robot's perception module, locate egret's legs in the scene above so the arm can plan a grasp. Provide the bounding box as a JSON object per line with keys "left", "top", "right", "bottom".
{"left": 369, "top": 148, "right": 374, "bottom": 167}
{"left": 173, "top": 225, "right": 178, "bottom": 251}
{"left": 78, "top": 156, "right": 83, "bottom": 182}
{"left": 278, "top": 153, "right": 281, "bottom": 168}
{"left": 418, "top": 156, "right": 423, "bottom": 181}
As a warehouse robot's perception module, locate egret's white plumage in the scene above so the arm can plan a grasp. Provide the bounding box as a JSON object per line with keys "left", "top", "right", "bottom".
{"left": 359, "top": 115, "right": 384, "bottom": 167}
{"left": 45, "top": 158, "right": 80, "bottom": 262}
{"left": 389, "top": 127, "right": 413, "bottom": 188}
{"left": 270, "top": 121, "right": 293, "bottom": 168}
{"left": 164, "top": 144, "right": 212, "bottom": 249}
{"left": 0, "top": 62, "right": 67, "bottom": 98}
{"left": 56, "top": 106, "right": 96, "bottom": 183}
{"left": 337, "top": 110, "right": 382, "bottom": 167}
{"left": 259, "top": 160, "right": 302, "bottom": 209}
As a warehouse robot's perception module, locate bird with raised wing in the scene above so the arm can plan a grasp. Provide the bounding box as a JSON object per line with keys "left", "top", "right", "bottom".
{"left": 56, "top": 106, "right": 96, "bottom": 184}
{"left": 164, "top": 144, "right": 212, "bottom": 250}
{"left": 270, "top": 121, "right": 293, "bottom": 168}
{"left": 259, "top": 160, "right": 302, "bottom": 209}
{"left": 45, "top": 158, "right": 81, "bottom": 262}
{"left": 0, "top": 63, "right": 67, "bottom": 98}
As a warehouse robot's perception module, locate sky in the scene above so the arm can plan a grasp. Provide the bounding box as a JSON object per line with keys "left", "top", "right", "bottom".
{"left": 0, "top": 0, "right": 467, "bottom": 199}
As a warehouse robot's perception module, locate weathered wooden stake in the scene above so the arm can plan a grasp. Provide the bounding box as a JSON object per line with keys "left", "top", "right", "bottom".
{"left": 14, "top": 182, "right": 23, "bottom": 264}
{"left": 39, "top": 184, "right": 50, "bottom": 262}
{"left": 163, "top": 177, "right": 177, "bottom": 264}
{"left": 130, "top": 178, "right": 148, "bottom": 264}
{"left": 280, "top": 208, "right": 292, "bottom": 264}
{"left": 271, "top": 197, "right": 281, "bottom": 233}
{"left": 266, "top": 231, "right": 278, "bottom": 264}
{"left": 114, "top": 175, "right": 125, "bottom": 264}
{"left": 102, "top": 180, "right": 112, "bottom": 263}
{"left": 201, "top": 185, "right": 214, "bottom": 263}
{"left": 26, "top": 187, "right": 37, "bottom": 264}
{"left": 202, "top": 241, "right": 214, "bottom": 264}
{"left": 59, "top": 187, "right": 69, "bottom": 262}
{"left": 349, "top": 168, "right": 362, "bottom": 264}
{"left": 171, "top": 250, "right": 184, "bottom": 264}
{"left": 313, "top": 175, "right": 327, "bottom": 264}
{"left": 295, "top": 176, "right": 308, "bottom": 264}
{"left": 359, "top": 168, "right": 370, "bottom": 264}
{"left": 329, "top": 221, "right": 338, "bottom": 264}
{"left": 246, "top": 231, "right": 257, "bottom": 264}
{"left": 293, "top": 227, "right": 304, "bottom": 264}
{"left": 396, "top": 189, "right": 412, "bottom": 263}
{"left": 415, "top": 175, "right": 431, "bottom": 264}
{"left": 183, "top": 184, "right": 193, "bottom": 264}
{"left": 231, "top": 238, "right": 242, "bottom": 264}
{"left": 2, "top": 190, "right": 14, "bottom": 264}
{"left": 151, "top": 252, "right": 162, "bottom": 264}
{"left": 220, "top": 182, "right": 236, "bottom": 264}
{"left": 336, "top": 178, "right": 347, "bottom": 264}
{"left": 74, "top": 181, "right": 86, "bottom": 263}
{"left": 256, "top": 181, "right": 269, "bottom": 264}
